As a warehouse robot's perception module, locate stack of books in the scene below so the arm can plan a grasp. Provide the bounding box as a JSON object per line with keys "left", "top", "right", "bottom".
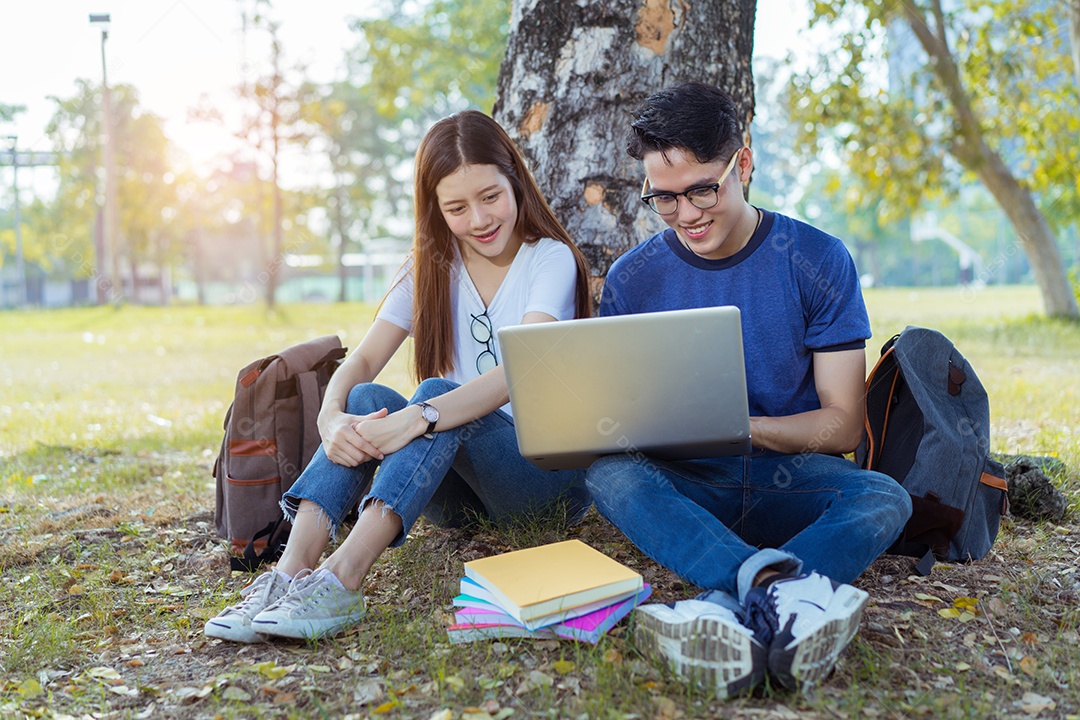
{"left": 447, "top": 539, "right": 651, "bottom": 644}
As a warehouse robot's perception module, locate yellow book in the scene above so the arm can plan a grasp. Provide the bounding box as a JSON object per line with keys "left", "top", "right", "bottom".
{"left": 462, "top": 540, "right": 643, "bottom": 624}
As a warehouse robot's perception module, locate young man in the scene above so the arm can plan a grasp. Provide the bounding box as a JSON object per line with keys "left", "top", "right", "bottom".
{"left": 588, "top": 82, "right": 911, "bottom": 695}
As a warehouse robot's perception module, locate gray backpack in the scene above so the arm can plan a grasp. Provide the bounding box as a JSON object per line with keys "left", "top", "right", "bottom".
{"left": 856, "top": 326, "right": 1008, "bottom": 575}
{"left": 213, "top": 336, "right": 346, "bottom": 570}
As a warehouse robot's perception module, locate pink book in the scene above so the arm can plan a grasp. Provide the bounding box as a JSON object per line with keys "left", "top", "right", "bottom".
{"left": 450, "top": 584, "right": 652, "bottom": 644}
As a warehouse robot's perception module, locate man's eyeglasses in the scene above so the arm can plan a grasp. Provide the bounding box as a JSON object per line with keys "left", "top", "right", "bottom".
{"left": 470, "top": 311, "right": 499, "bottom": 374}
{"left": 640, "top": 148, "right": 743, "bottom": 216}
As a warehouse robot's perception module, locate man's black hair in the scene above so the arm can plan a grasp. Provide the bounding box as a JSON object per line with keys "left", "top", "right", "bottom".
{"left": 626, "top": 82, "right": 743, "bottom": 164}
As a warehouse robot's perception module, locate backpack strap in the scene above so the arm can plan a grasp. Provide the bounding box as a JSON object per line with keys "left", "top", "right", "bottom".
{"left": 860, "top": 344, "right": 899, "bottom": 469}
{"left": 913, "top": 548, "right": 935, "bottom": 576}
{"left": 229, "top": 517, "right": 287, "bottom": 572}
{"left": 296, "top": 370, "right": 323, "bottom": 469}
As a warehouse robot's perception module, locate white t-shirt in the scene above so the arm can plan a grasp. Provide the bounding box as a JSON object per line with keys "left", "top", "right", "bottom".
{"left": 375, "top": 237, "right": 579, "bottom": 416}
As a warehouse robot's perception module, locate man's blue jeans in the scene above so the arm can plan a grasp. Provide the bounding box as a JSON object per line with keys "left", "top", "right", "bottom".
{"left": 283, "top": 379, "right": 591, "bottom": 547}
{"left": 586, "top": 450, "right": 911, "bottom": 603}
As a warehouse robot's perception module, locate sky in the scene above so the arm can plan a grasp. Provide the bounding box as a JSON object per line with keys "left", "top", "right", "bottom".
{"left": 0, "top": 0, "right": 811, "bottom": 184}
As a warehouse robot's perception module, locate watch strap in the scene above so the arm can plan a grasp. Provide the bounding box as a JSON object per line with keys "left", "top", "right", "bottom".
{"left": 417, "top": 401, "right": 438, "bottom": 435}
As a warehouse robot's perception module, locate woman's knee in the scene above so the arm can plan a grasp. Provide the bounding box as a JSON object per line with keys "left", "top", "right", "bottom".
{"left": 412, "top": 377, "right": 459, "bottom": 402}
{"left": 346, "top": 383, "right": 405, "bottom": 415}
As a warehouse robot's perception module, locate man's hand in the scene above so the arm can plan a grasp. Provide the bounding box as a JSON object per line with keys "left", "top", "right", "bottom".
{"left": 749, "top": 348, "right": 866, "bottom": 454}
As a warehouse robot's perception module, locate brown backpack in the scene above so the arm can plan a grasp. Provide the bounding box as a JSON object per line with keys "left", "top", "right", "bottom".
{"left": 213, "top": 335, "right": 347, "bottom": 570}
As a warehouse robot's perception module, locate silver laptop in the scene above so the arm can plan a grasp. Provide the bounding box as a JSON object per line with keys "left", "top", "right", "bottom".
{"left": 498, "top": 306, "right": 752, "bottom": 471}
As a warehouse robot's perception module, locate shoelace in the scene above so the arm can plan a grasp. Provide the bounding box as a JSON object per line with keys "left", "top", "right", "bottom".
{"left": 269, "top": 568, "right": 328, "bottom": 613}
{"left": 222, "top": 573, "right": 283, "bottom": 617}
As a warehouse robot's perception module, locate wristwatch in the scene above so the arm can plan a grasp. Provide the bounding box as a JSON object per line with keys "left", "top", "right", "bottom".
{"left": 417, "top": 402, "right": 439, "bottom": 437}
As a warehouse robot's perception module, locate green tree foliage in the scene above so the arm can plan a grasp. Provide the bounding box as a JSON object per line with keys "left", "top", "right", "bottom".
{"left": 295, "top": 79, "right": 406, "bottom": 301}
{"left": 352, "top": 0, "right": 510, "bottom": 123}
{"left": 787, "top": 0, "right": 1079, "bottom": 316}
{"left": 40, "top": 80, "right": 178, "bottom": 294}
{"left": 0, "top": 103, "right": 26, "bottom": 124}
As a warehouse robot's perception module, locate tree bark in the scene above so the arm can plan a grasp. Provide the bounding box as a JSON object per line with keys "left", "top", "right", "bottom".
{"left": 333, "top": 178, "right": 349, "bottom": 303}
{"left": 902, "top": 0, "right": 1079, "bottom": 318}
{"left": 1070, "top": 0, "right": 1080, "bottom": 91}
{"left": 494, "top": 0, "right": 757, "bottom": 278}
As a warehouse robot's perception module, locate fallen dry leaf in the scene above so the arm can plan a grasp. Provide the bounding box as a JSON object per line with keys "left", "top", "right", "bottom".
{"left": 991, "top": 665, "right": 1015, "bottom": 683}
{"left": 372, "top": 698, "right": 402, "bottom": 714}
{"left": 528, "top": 670, "right": 553, "bottom": 687}
{"left": 653, "top": 696, "right": 679, "bottom": 720}
{"left": 552, "top": 660, "right": 575, "bottom": 675}
{"left": 86, "top": 667, "right": 122, "bottom": 681}
{"left": 271, "top": 691, "right": 298, "bottom": 706}
{"left": 353, "top": 678, "right": 383, "bottom": 705}
{"left": 1019, "top": 691, "right": 1055, "bottom": 714}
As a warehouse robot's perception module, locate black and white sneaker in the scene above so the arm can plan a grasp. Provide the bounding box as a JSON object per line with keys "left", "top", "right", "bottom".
{"left": 743, "top": 572, "right": 868, "bottom": 689}
{"left": 634, "top": 599, "right": 767, "bottom": 698}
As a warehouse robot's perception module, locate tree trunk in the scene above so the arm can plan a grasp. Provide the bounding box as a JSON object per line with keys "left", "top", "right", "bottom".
{"left": 902, "top": 0, "right": 1079, "bottom": 318}
{"left": 1070, "top": 0, "right": 1080, "bottom": 90}
{"left": 969, "top": 147, "right": 1079, "bottom": 316}
{"left": 494, "top": 0, "right": 757, "bottom": 278}
{"left": 269, "top": 144, "right": 283, "bottom": 309}
{"left": 334, "top": 179, "right": 348, "bottom": 303}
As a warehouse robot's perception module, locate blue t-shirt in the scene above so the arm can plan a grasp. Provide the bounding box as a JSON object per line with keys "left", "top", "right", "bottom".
{"left": 599, "top": 210, "right": 870, "bottom": 418}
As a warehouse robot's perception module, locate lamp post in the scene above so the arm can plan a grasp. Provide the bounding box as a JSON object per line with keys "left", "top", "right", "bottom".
{"left": 6, "top": 135, "right": 26, "bottom": 307}
{"left": 90, "top": 12, "right": 121, "bottom": 303}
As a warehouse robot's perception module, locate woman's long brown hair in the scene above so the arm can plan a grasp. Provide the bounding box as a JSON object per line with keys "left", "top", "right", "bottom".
{"left": 410, "top": 110, "right": 591, "bottom": 382}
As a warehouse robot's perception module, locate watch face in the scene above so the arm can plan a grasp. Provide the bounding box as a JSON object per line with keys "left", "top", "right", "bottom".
{"left": 421, "top": 404, "right": 439, "bottom": 423}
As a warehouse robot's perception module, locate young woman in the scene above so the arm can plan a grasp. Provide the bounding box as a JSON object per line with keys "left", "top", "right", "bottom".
{"left": 204, "top": 110, "right": 592, "bottom": 642}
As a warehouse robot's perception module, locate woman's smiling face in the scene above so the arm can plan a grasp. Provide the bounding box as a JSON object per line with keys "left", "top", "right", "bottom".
{"left": 436, "top": 163, "right": 521, "bottom": 264}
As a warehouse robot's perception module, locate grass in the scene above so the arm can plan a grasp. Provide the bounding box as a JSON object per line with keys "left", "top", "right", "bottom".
{"left": 1, "top": 286, "right": 1078, "bottom": 719}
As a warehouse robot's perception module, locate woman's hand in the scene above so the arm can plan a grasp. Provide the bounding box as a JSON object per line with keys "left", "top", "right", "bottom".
{"left": 353, "top": 405, "right": 427, "bottom": 457}
{"left": 321, "top": 408, "right": 390, "bottom": 466}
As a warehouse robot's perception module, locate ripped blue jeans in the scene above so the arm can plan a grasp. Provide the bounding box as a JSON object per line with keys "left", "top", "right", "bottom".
{"left": 281, "top": 379, "right": 591, "bottom": 547}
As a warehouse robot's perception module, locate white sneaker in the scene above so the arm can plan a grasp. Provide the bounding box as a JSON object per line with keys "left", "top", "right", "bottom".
{"left": 251, "top": 568, "right": 366, "bottom": 640}
{"left": 203, "top": 569, "right": 295, "bottom": 643}
{"left": 633, "top": 599, "right": 766, "bottom": 697}
{"left": 744, "top": 572, "right": 869, "bottom": 689}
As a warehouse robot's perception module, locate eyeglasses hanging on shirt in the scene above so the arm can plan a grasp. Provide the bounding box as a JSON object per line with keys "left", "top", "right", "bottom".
{"left": 470, "top": 311, "right": 499, "bottom": 374}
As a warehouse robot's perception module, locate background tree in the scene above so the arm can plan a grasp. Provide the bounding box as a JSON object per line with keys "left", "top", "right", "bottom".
{"left": 296, "top": 79, "right": 406, "bottom": 302}
{"left": 115, "top": 107, "right": 179, "bottom": 303}
{"left": 241, "top": 16, "right": 290, "bottom": 309}
{"left": 0, "top": 103, "right": 26, "bottom": 123}
{"left": 494, "top": 0, "right": 757, "bottom": 278}
{"left": 786, "top": 0, "right": 1079, "bottom": 318}
{"left": 227, "top": 0, "right": 318, "bottom": 309}
{"left": 354, "top": 0, "right": 510, "bottom": 125}
{"left": 1071, "top": 0, "right": 1080, "bottom": 88}
{"left": 4, "top": 82, "right": 178, "bottom": 304}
